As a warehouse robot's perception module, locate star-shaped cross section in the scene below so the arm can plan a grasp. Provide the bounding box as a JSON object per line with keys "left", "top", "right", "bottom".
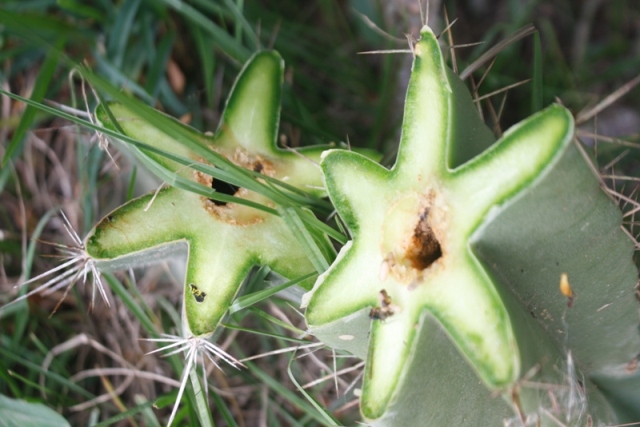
{"left": 87, "top": 51, "right": 331, "bottom": 337}
{"left": 304, "top": 26, "right": 573, "bottom": 419}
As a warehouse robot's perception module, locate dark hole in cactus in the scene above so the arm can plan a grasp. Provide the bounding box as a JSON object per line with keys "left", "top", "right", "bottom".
{"left": 208, "top": 161, "right": 266, "bottom": 206}
{"left": 210, "top": 179, "right": 239, "bottom": 206}
{"left": 369, "top": 289, "right": 395, "bottom": 321}
{"left": 407, "top": 207, "right": 442, "bottom": 270}
{"left": 189, "top": 283, "right": 207, "bottom": 303}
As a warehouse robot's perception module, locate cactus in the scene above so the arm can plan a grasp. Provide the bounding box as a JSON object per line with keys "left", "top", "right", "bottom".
{"left": 303, "top": 26, "right": 640, "bottom": 426}
{"left": 3, "top": 17, "right": 639, "bottom": 427}
{"left": 88, "top": 51, "right": 336, "bottom": 340}
{"left": 81, "top": 51, "right": 354, "bottom": 425}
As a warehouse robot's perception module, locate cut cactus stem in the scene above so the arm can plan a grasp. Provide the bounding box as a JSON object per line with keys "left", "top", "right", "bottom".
{"left": 83, "top": 50, "right": 355, "bottom": 425}
{"left": 304, "top": 25, "right": 640, "bottom": 425}
{"left": 86, "top": 51, "right": 337, "bottom": 339}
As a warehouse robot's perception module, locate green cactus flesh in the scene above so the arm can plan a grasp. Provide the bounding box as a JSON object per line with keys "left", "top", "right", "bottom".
{"left": 87, "top": 51, "right": 333, "bottom": 338}
{"left": 303, "top": 26, "right": 640, "bottom": 425}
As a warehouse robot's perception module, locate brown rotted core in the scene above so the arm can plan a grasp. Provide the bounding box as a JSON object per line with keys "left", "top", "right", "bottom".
{"left": 407, "top": 207, "right": 442, "bottom": 270}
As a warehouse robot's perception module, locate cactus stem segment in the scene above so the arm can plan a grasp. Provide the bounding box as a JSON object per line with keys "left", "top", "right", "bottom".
{"left": 304, "top": 26, "right": 577, "bottom": 421}
{"left": 87, "top": 51, "right": 340, "bottom": 338}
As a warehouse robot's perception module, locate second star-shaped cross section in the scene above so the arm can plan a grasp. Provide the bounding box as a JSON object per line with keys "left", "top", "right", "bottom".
{"left": 304, "top": 26, "right": 573, "bottom": 419}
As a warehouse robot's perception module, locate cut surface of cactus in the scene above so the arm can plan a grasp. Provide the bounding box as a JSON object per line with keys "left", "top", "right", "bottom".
{"left": 303, "top": 25, "right": 640, "bottom": 425}
{"left": 87, "top": 51, "right": 333, "bottom": 338}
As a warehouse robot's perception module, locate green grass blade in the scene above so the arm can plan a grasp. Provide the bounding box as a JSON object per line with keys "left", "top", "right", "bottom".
{"left": 221, "top": 0, "right": 257, "bottom": 50}
{"left": 210, "top": 391, "right": 237, "bottom": 427}
{"left": 93, "top": 55, "right": 155, "bottom": 104}
{"left": 228, "top": 272, "right": 316, "bottom": 314}
{"left": 2, "top": 41, "right": 60, "bottom": 165}
{"left": 145, "top": 32, "right": 175, "bottom": 99}
{"left": 134, "top": 395, "right": 162, "bottom": 427}
{"left": 247, "top": 362, "right": 337, "bottom": 427}
{"left": 278, "top": 207, "right": 330, "bottom": 273}
{"left": 222, "top": 324, "right": 309, "bottom": 344}
{"left": 243, "top": 265, "right": 272, "bottom": 293}
{"left": 0, "top": 359, "right": 22, "bottom": 396}
{"left": 286, "top": 354, "right": 339, "bottom": 426}
{"left": 188, "top": 368, "right": 215, "bottom": 427}
{"left": 92, "top": 399, "right": 157, "bottom": 427}
{"left": 0, "top": 346, "right": 95, "bottom": 400}
{"left": 107, "top": 0, "right": 142, "bottom": 67}
{"left": 248, "top": 307, "right": 307, "bottom": 336}
{"left": 57, "top": 0, "right": 104, "bottom": 21}
{"left": 190, "top": 26, "right": 216, "bottom": 109}
{"left": 156, "top": 0, "right": 250, "bottom": 63}
{"left": 8, "top": 208, "right": 56, "bottom": 345}
{"left": 104, "top": 274, "right": 158, "bottom": 336}
{"left": 297, "top": 207, "right": 348, "bottom": 245}
{"left": 126, "top": 166, "right": 137, "bottom": 201}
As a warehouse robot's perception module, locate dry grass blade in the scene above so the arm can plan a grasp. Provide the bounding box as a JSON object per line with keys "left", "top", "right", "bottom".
{"left": 238, "top": 342, "right": 323, "bottom": 363}
{"left": 604, "top": 422, "right": 640, "bottom": 427}
{"left": 351, "top": 8, "right": 406, "bottom": 43}
{"left": 573, "top": 138, "right": 608, "bottom": 189}
{"left": 576, "top": 74, "right": 640, "bottom": 125}
{"left": 443, "top": 41, "right": 484, "bottom": 49}
{"left": 438, "top": 15, "right": 458, "bottom": 42}
{"left": 600, "top": 149, "right": 630, "bottom": 172}
{"left": 495, "top": 92, "right": 509, "bottom": 134}
{"left": 359, "top": 30, "right": 417, "bottom": 56}
{"left": 70, "top": 375, "right": 135, "bottom": 412}
{"left": 357, "top": 49, "right": 413, "bottom": 55}
{"left": 577, "top": 130, "right": 640, "bottom": 150}
{"left": 71, "top": 367, "right": 180, "bottom": 387}
{"left": 442, "top": 7, "right": 458, "bottom": 73}
{"left": 623, "top": 205, "right": 640, "bottom": 220}
{"left": 424, "top": 0, "right": 429, "bottom": 26}
{"left": 39, "top": 332, "right": 135, "bottom": 405}
{"left": 472, "top": 56, "right": 497, "bottom": 96}
{"left": 601, "top": 174, "right": 640, "bottom": 182}
{"left": 301, "top": 361, "right": 365, "bottom": 389}
{"left": 42, "top": 99, "right": 91, "bottom": 117}
{"left": 460, "top": 24, "right": 536, "bottom": 81}
{"left": 620, "top": 226, "right": 640, "bottom": 249}
{"left": 483, "top": 91, "right": 505, "bottom": 137}
{"left": 604, "top": 188, "right": 640, "bottom": 214}
{"left": 473, "top": 79, "right": 531, "bottom": 103}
